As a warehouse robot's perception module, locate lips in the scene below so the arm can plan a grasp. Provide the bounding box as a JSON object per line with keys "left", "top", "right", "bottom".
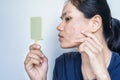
{"left": 58, "top": 34, "right": 64, "bottom": 41}
{"left": 58, "top": 34, "right": 64, "bottom": 38}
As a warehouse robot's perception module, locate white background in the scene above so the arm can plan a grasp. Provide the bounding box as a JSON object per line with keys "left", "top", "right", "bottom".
{"left": 0, "top": 0, "right": 120, "bottom": 80}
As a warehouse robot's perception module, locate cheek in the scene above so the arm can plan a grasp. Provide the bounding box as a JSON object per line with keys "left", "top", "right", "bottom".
{"left": 71, "top": 24, "right": 83, "bottom": 37}
{"left": 65, "top": 26, "right": 78, "bottom": 40}
{"left": 61, "top": 22, "right": 90, "bottom": 48}
{"left": 68, "top": 23, "right": 89, "bottom": 42}
{"left": 60, "top": 25, "right": 79, "bottom": 48}
{"left": 65, "top": 25, "right": 83, "bottom": 44}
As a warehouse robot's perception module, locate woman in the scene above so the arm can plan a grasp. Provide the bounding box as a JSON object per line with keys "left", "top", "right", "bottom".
{"left": 24, "top": 0, "right": 120, "bottom": 80}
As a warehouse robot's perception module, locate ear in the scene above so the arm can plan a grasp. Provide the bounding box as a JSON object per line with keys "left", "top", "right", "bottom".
{"left": 89, "top": 15, "right": 102, "bottom": 33}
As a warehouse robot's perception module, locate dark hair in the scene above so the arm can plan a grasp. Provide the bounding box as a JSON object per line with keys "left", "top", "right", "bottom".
{"left": 69, "top": 0, "right": 120, "bottom": 54}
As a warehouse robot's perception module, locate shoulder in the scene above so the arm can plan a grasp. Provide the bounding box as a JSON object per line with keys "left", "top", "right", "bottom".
{"left": 108, "top": 51, "right": 120, "bottom": 79}
{"left": 111, "top": 51, "right": 120, "bottom": 67}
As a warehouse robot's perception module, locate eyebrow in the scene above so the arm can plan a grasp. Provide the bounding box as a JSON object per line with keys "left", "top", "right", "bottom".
{"left": 60, "top": 11, "right": 72, "bottom": 19}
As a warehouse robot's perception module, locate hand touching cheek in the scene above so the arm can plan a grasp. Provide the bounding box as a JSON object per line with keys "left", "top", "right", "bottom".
{"left": 75, "top": 32, "right": 110, "bottom": 79}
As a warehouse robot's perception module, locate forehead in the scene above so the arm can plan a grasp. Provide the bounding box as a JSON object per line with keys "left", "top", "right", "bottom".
{"left": 62, "top": 1, "right": 84, "bottom": 17}
{"left": 63, "top": 1, "right": 77, "bottom": 13}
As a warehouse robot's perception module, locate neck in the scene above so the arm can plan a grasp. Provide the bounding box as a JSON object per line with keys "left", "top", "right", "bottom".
{"left": 102, "top": 39, "right": 112, "bottom": 67}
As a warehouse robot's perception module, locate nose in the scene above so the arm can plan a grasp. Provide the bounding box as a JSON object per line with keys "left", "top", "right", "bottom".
{"left": 57, "top": 22, "right": 64, "bottom": 31}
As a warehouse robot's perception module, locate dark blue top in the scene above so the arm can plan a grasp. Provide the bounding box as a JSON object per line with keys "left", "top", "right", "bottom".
{"left": 53, "top": 52, "right": 120, "bottom": 80}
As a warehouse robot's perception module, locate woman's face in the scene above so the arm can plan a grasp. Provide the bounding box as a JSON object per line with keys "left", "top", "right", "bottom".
{"left": 57, "top": 1, "right": 91, "bottom": 48}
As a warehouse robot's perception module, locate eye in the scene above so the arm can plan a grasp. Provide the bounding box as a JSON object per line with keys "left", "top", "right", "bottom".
{"left": 65, "top": 17, "right": 72, "bottom": 22}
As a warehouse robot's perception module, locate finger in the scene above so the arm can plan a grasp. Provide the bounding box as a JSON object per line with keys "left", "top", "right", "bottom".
{"left": 82, "top": 44, "right": 95, "bottom": 59}
{"left": 85, "top": 38, "right": 103, "bottom": 52}
{"left": 29, "top": 44, "right": 41, "bottom": 50}
{"left": 24, "top": 55, "right": 31, "bottom": 66}
{"left": 79, "top": 40, "right": 97, "bottom": 55}
{"left": 75, "top": 37, "right": 100, "bottom": 49}
{"left": 81, "top": 31, "right": 102, "bottom": 46}
{"left": 30, "top": 50, "right": 44, "bottom": 58}
{"left": 29, "top": 54, "right": 44, "bottom": 63}
{"left": 79, "top": 42, "right": 86, "bottom": 53}
{"left": 28, "top": 53, "right": 43, "bottom": 62}
{"left": 30, "top": 58, "right": 40, "bottom": 65}
{"left": 81, "top": 41, "right": 103, "bottom": 61}
{"left": 77, "top": 34, "right": 103, "bottom": 54}
{"left": 85, "top": 40, "right": 100, "bottom": 55}
{"left": 25, "top": 58, "right": 41, "bottom": 70}
{"left": 83, "top": 45, "right": 103, "bottom": 70}
{"left": 78, "top": 41, "right": 86, "bottom": 51}
{"left": 30, "top": 50, "right": 47, "bottom": 63}
{"left": 42, "top": 54, "right": 48, "bottom": 62}
{"left": 24, "top": 54, "right": 40, "bottom": 66}
{"left": 24, "top": 50, "right": 43, "bottom": 66}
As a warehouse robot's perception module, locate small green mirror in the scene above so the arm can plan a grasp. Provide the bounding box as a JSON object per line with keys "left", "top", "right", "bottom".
{"left": 31, "top": 17, "right": 43, "bottom": 42}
